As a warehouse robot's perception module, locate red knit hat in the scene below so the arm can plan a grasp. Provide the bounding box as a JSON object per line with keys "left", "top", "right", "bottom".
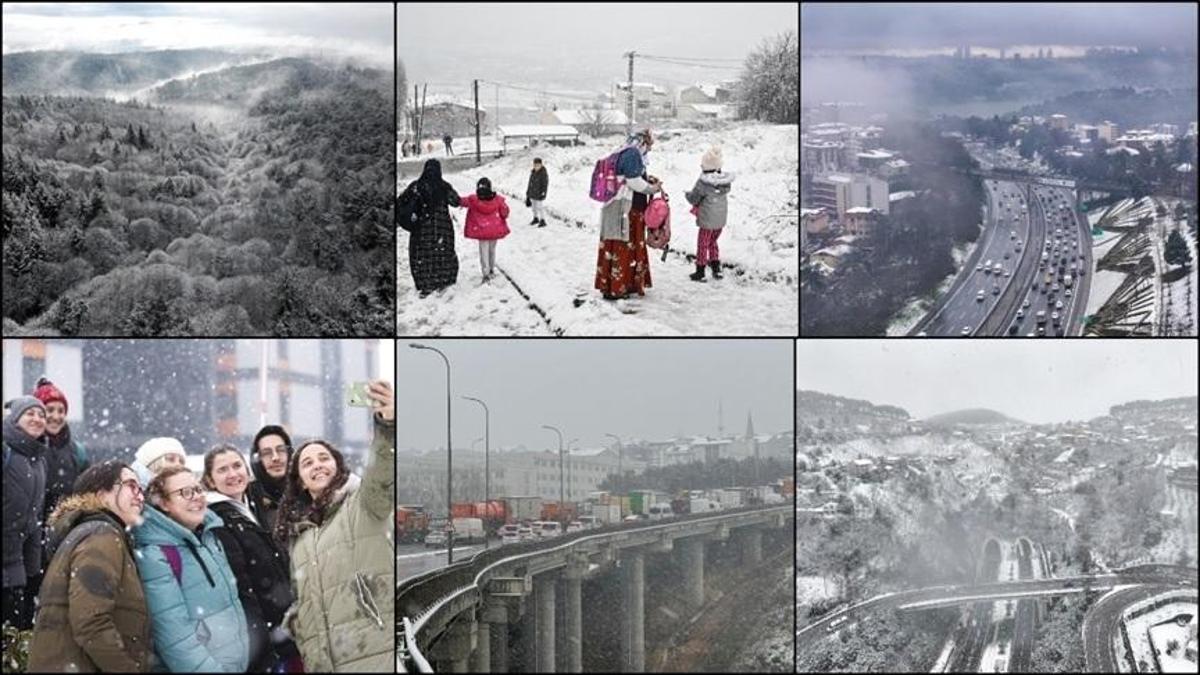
{"left": 33, "top": 376, "right": 68, "bottom": 413}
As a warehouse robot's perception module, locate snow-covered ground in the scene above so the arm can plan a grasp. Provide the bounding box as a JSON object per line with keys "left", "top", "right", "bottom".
{"left": 1123, "top": 596, "right": 1199, "bottom": 673}
{"left": 397, "top": 122, "right": 798, "bottom": 335}
{"left": 1085, "top": 232, "right": 1126, "bottom": 316}
{"left": 886, "top": 241, "right": 972, "bottom": 336}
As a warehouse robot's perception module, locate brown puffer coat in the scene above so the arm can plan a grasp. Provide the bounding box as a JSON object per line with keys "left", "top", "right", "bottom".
{"left": 27, "top": 493, "right": 151, "bottom": 673}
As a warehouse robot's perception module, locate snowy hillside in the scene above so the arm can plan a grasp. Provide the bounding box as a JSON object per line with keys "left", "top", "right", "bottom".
{"left": 396, "top": 122, "right": 798, "bottom": 336}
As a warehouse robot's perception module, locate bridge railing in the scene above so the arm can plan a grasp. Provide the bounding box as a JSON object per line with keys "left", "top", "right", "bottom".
{"left": 398, "top": 504, "right": 792, "bottom": 667}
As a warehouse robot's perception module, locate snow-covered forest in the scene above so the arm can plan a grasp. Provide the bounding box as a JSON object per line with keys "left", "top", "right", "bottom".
{"left": 3, "top": 51, "right": 394, "bottom": 336}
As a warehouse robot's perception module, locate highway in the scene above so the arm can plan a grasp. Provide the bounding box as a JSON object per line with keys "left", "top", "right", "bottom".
{"left": 1081, "top": 584, "right": 1183, "bottom": 673}
{"left": 920, "top": 180, "right": 1032, "bottom": 336}
{"left": 796, "top": 565, "right": 1197, "bottom": 653}
{"left": 1010, "top": 539, "right": 1037, "bottom": 672}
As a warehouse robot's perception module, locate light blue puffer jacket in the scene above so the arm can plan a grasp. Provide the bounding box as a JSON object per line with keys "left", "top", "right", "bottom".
{"left": 133, "top": 505, "right": 249, "bottom": 673}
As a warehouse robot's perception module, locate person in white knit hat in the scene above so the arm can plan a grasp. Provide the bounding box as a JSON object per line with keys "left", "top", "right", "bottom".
{"left": 132, "top": 437, "right": 187, "bottom": 486}
{"left": 684, "top": 145, "right": 736, "bottom": 282}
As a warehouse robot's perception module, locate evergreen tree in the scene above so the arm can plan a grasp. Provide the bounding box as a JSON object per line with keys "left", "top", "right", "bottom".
{"left": 124, "top": 124, "right": 136, "bottom": 146}
{"left": 1165, "top": 229, "right": 1192, "bottom": 267}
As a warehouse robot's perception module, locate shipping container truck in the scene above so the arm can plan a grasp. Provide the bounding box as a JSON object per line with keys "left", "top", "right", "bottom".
{"left": 595, "top": 503, "right": 623, "bottom": 525}
{"left": 689, "top": 497, "right": 723, "bottom": 514}
{"left": 541, "top": 501, "right": 578, "bottom": 523}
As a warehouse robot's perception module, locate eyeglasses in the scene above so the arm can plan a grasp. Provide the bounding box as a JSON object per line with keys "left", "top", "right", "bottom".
{"left": 166, "top": 485, "right": 205, "bottom": 501}
{"left": 118, "top": 479, "right": 143, "bottom": 496}
{"left": 260, "top": 445, "right": 291, "bottom": 459}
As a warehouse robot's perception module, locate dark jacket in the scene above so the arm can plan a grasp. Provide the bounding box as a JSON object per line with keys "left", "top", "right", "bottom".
{"left": 208, "top": 493, "right": 295, "bottom": 672}
{"left": 249, "top": 425, "right": 291, "bottom": 533}
{"left": 398, "top": 159, "right": 461, "bottom": 292}
{"left": 28, "top": 494, "right": 151, "bottom": 672}
{"left": 526, "top": 166, "right": 549, "bottom": 201}
{"left": 2, "top": 428, "right": 47, "bottom": 589}
{"left": 42, "top": 425, "right": 90, "bottom": 524}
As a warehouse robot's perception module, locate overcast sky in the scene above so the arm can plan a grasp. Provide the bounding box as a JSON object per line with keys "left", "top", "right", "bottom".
{"left": 399, "top": 340, "right": 793, "bottom": 453}
{"left": 398, "top": 2, "right": 797, "bottom": 100}
{"left": 797, "top": 341, "right": 1198, "bottom": 424}
{"left": 1, "top": 2, "right": 392, "bottom": 67}
{"left": 801, "top": 2, "right": 1197, "bottom": 52}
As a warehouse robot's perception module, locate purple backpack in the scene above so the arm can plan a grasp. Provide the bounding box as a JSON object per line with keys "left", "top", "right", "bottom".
{"left": 589, "top": 151, "right": 623, "bottom": 202}
{"left": 160, "top": 544, "right": 184, "bottom": 584}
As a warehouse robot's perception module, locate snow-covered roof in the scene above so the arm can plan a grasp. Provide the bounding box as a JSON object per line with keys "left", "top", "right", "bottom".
{"left": 889, "top": 191, "right": 916, "bottom": 202}
{"left": 683, "top": 103, "right": 730, "bottom": 115}
{"left": 845, "top": 206, "right": 877, "bottom": 214}
{"left": 852, "top": 458, "right": 874, "bottom": 466}
{"left": 885, "top": 159, "right": 910, "bottom": 167}
{"left": 498, "top": 125, "right": 579, "bottom": 138}
{"left": 548, "top": 109, "right": 629, "bottom": 125}
{"left": 800, "top": 208, "right": 828, "bottom": 218}
{"left": 688, "top": 83, "right": 726, "bottom": 99}
{"left": 1106, "top": 146, "right": 1141, "bottom": 156}
{"left": 820, "top": 174, "right": 853, "bottom": 183}
{"left": 857, "top": 149, "right": 894, "bottom": 159}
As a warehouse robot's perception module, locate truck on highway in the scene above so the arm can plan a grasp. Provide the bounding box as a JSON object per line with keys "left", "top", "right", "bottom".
{"left": 451, "top": 517, "right": 486, "bottom": 544}
{"left": 398, "top": 505, "right": 430, "bottom": 544}
{"left": 1036, "top": 310, "right": 1047, "bottom": 325}
{"left": 502, "top": 496, "right": 543, "bottom": 524}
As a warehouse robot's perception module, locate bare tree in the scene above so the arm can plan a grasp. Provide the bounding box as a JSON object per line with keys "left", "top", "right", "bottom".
{"left": 582, "top": 103, "right": 613, "bottom": 138}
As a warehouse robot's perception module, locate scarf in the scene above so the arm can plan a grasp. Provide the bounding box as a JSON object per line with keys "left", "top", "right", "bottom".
{"left": 3, "top": 416, "right": 47, "bottom": 458}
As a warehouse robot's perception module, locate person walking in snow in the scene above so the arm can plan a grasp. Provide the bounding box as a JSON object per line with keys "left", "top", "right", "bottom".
{"left": 595, "top": 128, "right": 662, "bottom": 300}
{"left": 525, "top": 157, "right": 549, "bottom": 227}
{"left": 458, "top": 177, "right": 511, "bottom": 281}
{"left": 398, "top": 159, "right": 461, "bottom": 296}
{"left": 203, "top": 445, "right": 299, "bottom": 672}
{"left": 273, "top": 381, "right": 394, "bottom": 673}
{"left": 684, "top": 145, "right": 736, "bottom": 282}
{"left": 443, "top": 133, "right": 454, "bottom": 156}
{"left": 28, "top": 461, "right": 151, "bottom": 672}
{"left": 2, "top": 396, "right": 47, "bottom": 637}
{"left": 134, "top": 465, "right": 250, "bottom": 673}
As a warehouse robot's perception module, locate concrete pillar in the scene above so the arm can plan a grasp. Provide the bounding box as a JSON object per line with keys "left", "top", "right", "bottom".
{"left": 536, "top": 574, "right": 557, "bottom": 672}
{"left": 564, "top": 569, "right": 584, "bottom": 672}
{"left": 682, "top": 538, "right": 705, "bottom": 608}
{"left": 482, "top": 601, "right": 510, "bottom": 673}
{"left": 430, "top": 614, "right": 476, "bottom": 673}
{"left": 623, "top": 550, "right": 645, "bottom": 672}
{"left": 742, "top": 528, "right": 763, "bottom": 566}
{"left": 470, "top": 613, "right": 491, "bottom": 673}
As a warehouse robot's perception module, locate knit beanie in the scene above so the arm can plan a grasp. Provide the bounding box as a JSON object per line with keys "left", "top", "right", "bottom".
{"left": 701, "top": 146, "right": 723, "bottom": 172}
{"left": 32, "top": 376, "right": 68, "bottom": 413}
{"left": 5, "top": 396, "right": 45, "bottom": 427}
{"left": 136, "top": 437, "right": 186, "bottom": 469}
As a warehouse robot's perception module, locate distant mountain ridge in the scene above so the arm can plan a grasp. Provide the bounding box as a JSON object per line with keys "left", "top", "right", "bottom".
{"left": 1109, "top": 396, "right": 1198, "bottom": 420}
{"left": 796, "top": 389, "right": 911, "bottom": 426}
{"left": 923, "top": 408, "right": 1023, "bottom": 426}
{"left": 2, "top": 49, "right": 257, "bottom": 95}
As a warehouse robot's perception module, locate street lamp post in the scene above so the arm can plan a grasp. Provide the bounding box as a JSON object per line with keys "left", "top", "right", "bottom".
{"left": 568, "top": 438, "right": 579, "bottom": 501}
{"left": 542, "top": 424, "right": 565, "bottom": 522}
{"left": 410, "top": 343, "right": 454, "bottom": 565}
{"left": 463, "top": 395, "right": 490, "bottom": 550}
{"left": 604, "top": 433, "right": 623, "bottom": 495}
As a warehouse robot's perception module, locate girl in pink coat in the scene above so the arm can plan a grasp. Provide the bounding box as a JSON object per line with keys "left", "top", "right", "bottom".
{"left": 458, "top": 177, "right": 511, "bottom": 280}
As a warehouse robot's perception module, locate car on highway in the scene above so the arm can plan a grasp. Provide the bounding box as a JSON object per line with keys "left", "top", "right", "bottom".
{"left": 1010, "top": 231, "right": 1016, "bottom": 239}
{"left": 1052, "top": 311, "right": 1060, "bottom": 324}
{"left": 1037, "top": 325, "right": 1046, "bottom": 336}
{"left": 976, "top": 264, "right": 983, "bottom": 272}
{"left": 961, "top": 326, "right": 971, "bottom": 336}
{"left": 827, "top": 616, "right": 850, "bottom": 633}
{"left": 1004, "top": 252, "right": 1010, "bottom": 260}
{"left": 1003, "top": 269, "right": 1010, "bottom": 277}
{"left": 1052, "top": 282, "right": 1060, "bottom": 292}
{"left": 518, "top": 525, "right": 534, "bottom": 541}
{"left": 1036, "top": 310, "right": 1047, "bottom": 325}
{"left": 1016, "top": 308, "right": 1024, "bottom": 319}
{"left": 499, "top": 524, "right": 521, "bottom": 545}
{"left": 976, "top": 290, "right": 985, "bottom": 302}
{"left": 993, "top": 284, "right": 1000, "bottom": 295}
{"left": 1066, "top": 288, "right": 1073, "bottom": 298}
{"left": 1055, "top": 325, "right": 1064, "bottom": 336}
{"left": 984, "top": 259, "right": 993, "bottom": 271}
{"left": 1055, "top": 300, "right": 1064, "bottom": 310}
{"left": 1023, "top": 298, "right": 1031, "bottom": 308}
{"left": 1008, "top": 323, "right": 1019, "bottom": 335}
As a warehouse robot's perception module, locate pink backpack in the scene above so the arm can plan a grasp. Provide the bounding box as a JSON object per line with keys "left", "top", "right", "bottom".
{"left": 645, "top": 193, "right": 671, "bottom": 257}
{"left": 589, "top": 151, "right": 623, "bottom": 202}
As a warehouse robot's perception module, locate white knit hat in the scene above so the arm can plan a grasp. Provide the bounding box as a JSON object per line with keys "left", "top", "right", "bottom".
{"left": 136, "top": 437, "right": 186, "bottom": 469}
{"left": 701, "top": 146, "right": 723, "bottom": 171}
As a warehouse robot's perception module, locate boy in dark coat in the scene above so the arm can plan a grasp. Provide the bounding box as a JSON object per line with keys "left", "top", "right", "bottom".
{"left": 525, "top": 157, "right": 550, "bottom": 227}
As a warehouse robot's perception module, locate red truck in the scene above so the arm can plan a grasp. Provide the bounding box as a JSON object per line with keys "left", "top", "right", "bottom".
{"left": 540, "top": 501, "right": 577, "bottom": 523}
{"left": 397, "top": 505, "right": 430, "bottom": 544}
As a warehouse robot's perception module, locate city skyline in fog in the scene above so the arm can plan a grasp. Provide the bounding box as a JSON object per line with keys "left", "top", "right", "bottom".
{"left": 399, "top": 340, "right": 793, "bottom": 453}
{"left": 797, "top": 340, "right": 1198, "bottom": 424}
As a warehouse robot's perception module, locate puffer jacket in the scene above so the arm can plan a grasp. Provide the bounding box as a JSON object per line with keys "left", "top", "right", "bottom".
{"left": 684, "top": 170, "right": 736, "bottom": 230}
{"left": 133, "top": 505, "right": 249, "bottom": 673}
{"left": 526, "top": 166, "right": 549, "bottom": 201}
{"left": 2, "top": 436, "right": 47, "bottom": 588}
{"left": 286, "top": 415, "right": 394, "bottom": 672}
{"left": 460, "top": 193, "right": 511, "bottom": 240}
{"left": 28, "top": 493, "right": 151, "bottom": 672}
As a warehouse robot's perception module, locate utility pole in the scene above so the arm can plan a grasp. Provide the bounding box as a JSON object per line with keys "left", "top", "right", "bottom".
{"left": 474, "top": 79, "right": 481, "bottom": 165}
{"left": 463, "top": 396, "right": 490, "bottom": 549}
{"left": 623, "top": 50, "right": 636, "bottom": 135}
{"left": 495, "top": 82, "right": 500, "bottom": 137}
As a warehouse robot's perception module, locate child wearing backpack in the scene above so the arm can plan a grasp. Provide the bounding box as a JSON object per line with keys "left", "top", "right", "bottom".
{"left": 458, "top": 177, "right": 511, "bottom": 281}
{"left": 684, "top": 146, "right": 735, "bottom": 282}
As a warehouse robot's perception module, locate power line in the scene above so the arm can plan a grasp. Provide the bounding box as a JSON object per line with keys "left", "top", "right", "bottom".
{"left": 638, "top": 53, "right": 743, "bottom": 63}
{"left": 639, "top": 56, "right": 744, "bottom": 72}
{"left": 478, "top": 79, "right": 607, "bottom": 105}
